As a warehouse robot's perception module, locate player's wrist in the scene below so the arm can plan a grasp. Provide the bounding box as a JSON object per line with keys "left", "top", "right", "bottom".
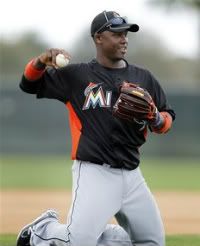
{"left": 150, "top": 112, "right": 173, "bottom": 134}
{"left": 149, "top": 110, "right": 164, "bottom": 129}
{"left": 24, "top": 59, "right": 46, "bottom": 81}
{"left": 33, "top": 57, "right": 47, "bottom": 70}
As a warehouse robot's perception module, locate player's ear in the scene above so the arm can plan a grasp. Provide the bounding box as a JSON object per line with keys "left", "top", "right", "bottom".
{"left": 94, "top": 33, "right": 103, "bottom": 44}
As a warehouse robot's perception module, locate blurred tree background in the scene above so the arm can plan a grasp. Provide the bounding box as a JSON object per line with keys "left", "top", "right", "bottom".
{"left": 149, "top": 0, "right": 200, "bottom": 81}
{"left": 0, "top": 1, "right": 199, "bottom": 158}
{"left": 1, "top": 29, "right": 199, "bottom": 92}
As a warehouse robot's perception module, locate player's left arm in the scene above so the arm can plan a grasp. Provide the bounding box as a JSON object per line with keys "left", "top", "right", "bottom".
{"left": 148, "top": 72, "right": 176, "bottom": 134}
{"left": 149, "top": 111, "right": 173, "bottom": 134}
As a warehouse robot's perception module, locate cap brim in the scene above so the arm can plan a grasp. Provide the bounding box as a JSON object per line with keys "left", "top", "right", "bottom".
{"left": 109, "top": 24, "right": 139, "bottom": 33}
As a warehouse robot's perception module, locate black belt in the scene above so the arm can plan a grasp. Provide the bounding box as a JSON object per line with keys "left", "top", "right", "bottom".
{"left": 80, "top": 159, "right": 136, "bottom": 171}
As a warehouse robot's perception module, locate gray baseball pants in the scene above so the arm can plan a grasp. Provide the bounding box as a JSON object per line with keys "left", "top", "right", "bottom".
{"left": 30, "top": 160, "right": 165, "bottom": 246}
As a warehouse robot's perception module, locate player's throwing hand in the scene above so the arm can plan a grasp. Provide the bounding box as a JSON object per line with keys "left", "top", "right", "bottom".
{"left": 33, "top": 48, "right": 71, "bottom": 69}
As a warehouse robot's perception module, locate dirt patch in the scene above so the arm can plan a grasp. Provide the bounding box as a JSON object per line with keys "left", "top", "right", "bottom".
{"left": 1, "top": 190, "right": 200, "bottom": 234}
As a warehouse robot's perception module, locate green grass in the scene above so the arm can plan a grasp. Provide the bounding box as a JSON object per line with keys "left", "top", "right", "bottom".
{"left": 166, "top": 235, "right": 200, "bottom": 246}
{"left": 0, "top": 156, "right": 72, "bottom": 189}
{"left": 1, "top": 234, "right": 200, "bottom": 246}
{"left": 0, "top": 156, "right": 200, "bottom": 190}
{"left": 140, "top": 158, "right": 200, "bottom": 191}
{"left": 0, "top": 157, "right": 200, "bottom": 244}
{"left": 0, "top": 235, "right": 16, "bottom": 246}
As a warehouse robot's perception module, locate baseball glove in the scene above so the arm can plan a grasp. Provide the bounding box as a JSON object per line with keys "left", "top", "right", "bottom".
{"left": 113, "top": 81, "right": 157, "bottom": 122}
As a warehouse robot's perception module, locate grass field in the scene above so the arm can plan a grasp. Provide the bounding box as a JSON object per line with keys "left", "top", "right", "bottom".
{"left": 0, "top": 234, "right": 200, "bottom": 246}
{"left": 1, "top": 156, "right": 200, "bottom": 190}
{"left": 1, "top": 156, "right": 200, "bottom": 245}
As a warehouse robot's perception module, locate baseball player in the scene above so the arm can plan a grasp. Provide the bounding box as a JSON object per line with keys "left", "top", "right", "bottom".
{"left": 16, "top": 10, "right": 175, "bottom": 246}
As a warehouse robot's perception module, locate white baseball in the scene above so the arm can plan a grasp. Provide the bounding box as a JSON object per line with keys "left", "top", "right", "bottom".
{"left": 55, "top": 53, "right": 69, "bottom": 67}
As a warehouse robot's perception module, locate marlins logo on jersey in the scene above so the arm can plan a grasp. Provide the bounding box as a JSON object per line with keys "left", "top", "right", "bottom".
{"left": 82, "top": 82, "right": 112, "bottom": 110}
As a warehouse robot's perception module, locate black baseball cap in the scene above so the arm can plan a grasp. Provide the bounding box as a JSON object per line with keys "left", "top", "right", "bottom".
{"left": 91, "top": 11, "right": 139, "bottom": 36}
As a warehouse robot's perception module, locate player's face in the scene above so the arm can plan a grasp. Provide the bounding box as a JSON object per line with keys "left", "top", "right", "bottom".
{"left": 99, "top": 31, "right": 128, "bottom": 61}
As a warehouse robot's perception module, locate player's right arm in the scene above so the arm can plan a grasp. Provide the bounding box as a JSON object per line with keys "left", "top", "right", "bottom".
{"left": 23, "top": 48, "right": 71, "bottom": 80}
{"left": 20, "top": 49, "right": 71, "bottom": 103}
{"left": 32, "top": 48, "right": 71, "bottom": 70}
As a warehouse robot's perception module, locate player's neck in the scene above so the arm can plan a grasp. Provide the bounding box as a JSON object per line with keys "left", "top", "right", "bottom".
{"left": 96, "top": 55, "right": 126, "bottom": 69}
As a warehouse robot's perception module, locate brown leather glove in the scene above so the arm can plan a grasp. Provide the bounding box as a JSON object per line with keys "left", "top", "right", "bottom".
{"left": 113, "top": 81, "right": 157, "bottom": 122}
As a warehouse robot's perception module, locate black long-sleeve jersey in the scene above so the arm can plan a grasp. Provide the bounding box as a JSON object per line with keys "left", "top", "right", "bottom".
{"left": 20, "top": 59, "right": 175, "bottom": 170}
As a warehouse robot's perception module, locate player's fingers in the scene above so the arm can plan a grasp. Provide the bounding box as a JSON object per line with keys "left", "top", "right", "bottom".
{"left": 40, "top": 48, "right": 71, "bottom": 68}
{"left": 60, "top": 49, "right": 71, "bottom": 60}
{"left": 50, "top": 48, "right": 61, "bottom": 67}
{"left": 38, "top": 49, "right": 52, "bottom": 65}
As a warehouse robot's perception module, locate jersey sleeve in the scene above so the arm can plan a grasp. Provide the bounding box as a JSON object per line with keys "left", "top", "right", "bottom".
{"left": 20, "top": 64, "right": 77, "bottom": 103}
{"left": 36, "top": 67, "right": 70, "bottom": 103}
{"left": 146, "top": 70, "right": 176, "bottom": 121}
